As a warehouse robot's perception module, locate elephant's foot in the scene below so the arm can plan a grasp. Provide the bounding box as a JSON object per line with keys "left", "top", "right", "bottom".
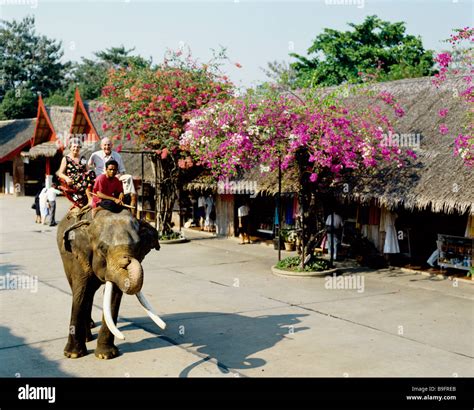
{"left": 95, "top": 344, "right": 120, "bottom": 360}
{"left": 64, "top": 341, "right": 88, "bottom": 359}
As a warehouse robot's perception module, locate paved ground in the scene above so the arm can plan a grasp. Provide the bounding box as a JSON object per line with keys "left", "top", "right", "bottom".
{"left": 0, "top": 195, "right": 473, "bottom": 377}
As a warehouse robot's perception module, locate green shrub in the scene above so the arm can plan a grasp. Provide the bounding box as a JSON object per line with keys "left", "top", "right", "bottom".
{"left": 276, "top": 256, "right": 331, "bottom": 272}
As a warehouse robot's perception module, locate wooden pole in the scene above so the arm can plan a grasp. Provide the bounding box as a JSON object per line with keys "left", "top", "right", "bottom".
{"left": 277, "top": 157, "right": 282, "bottom": 262}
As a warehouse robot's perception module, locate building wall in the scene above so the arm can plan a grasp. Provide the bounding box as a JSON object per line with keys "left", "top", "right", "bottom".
{"left": 216, "top": 194, "right": 235, "bottom": 237}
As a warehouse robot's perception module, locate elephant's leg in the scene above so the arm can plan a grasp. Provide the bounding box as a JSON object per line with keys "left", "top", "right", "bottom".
{"left": 95, "top": 283, "right": 123, "bottom": 360}
{"left": 84, "top": 277, "right": 101, "bottom": 342}
{"left": 64, "top": 279, "right": 95, "bottom": 358}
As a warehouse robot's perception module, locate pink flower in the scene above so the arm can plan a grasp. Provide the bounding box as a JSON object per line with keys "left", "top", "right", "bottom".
{"left": 309, "top": 173, "right": 318, "bottom": 182}
{"left": 161, "top": 148, "right": 169, "bottom": 159}
{"left": 439, "top": 124, "right": 449, "bottom": 135}
{"left": 116, "top": 144, "right": 123, "bottom": 152}
{"left": 438, "top": 109, "right": 449, "bottom": 118}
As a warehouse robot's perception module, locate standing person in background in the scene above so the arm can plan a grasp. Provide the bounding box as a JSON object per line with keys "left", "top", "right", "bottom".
{"left": 33, "top": 185, "right": 44, "bottom": 223}
{"left": 197, "top": 194, "right": 206, "bottom": 231}
{"left": 204, "top": 194, "right": 215, "bottom": 232}
{"left": 46, "top": 183, "right": 61, "bottom": 226}
{"left": 39, "top": 186, "right": 49, "bottom": 225}
{"left": 238, "top": 201, "right": 251, "bottom": 244}
{"left": 325, "top": 210, "right": 343, "bottom": 260}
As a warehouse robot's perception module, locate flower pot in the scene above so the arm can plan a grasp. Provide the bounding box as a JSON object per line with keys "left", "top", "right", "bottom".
{"left": 284, "top": 242, "right": 296, "bottom": 251}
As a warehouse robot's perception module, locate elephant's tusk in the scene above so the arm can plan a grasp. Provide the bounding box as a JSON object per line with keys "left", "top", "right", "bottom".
{"left": 103, "top": 281, "right": 125, "bottom": 340}
{"left": 136, "top": 291, "right": 166, "bottom": 330}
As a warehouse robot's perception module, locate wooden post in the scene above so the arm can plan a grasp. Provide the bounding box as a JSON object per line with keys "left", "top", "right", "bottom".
{"left": 12, "top": 156, "right": 25, "bottom": 196}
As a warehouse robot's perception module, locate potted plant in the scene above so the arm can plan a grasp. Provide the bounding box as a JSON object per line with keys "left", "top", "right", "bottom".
{"left": 282, "top": 229, "right": 297, "bottom": 251}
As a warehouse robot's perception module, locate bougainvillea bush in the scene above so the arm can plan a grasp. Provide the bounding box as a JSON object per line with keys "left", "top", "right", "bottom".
{"left": 100, "top": 50, "right": 234, "bottom": 232}
{"left": 433, "top": 27, "right": 473, "bottom": 167}
{"left": 181, "top": 85, "right": 413, "bottom": 264}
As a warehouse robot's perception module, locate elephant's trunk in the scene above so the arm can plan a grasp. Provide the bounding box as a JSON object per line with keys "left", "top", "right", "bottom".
{"left": 109, "top": 256, "right": 143, "bottom": 295}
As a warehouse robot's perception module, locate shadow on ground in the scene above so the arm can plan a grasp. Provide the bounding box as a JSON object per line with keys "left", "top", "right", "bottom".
{"left": 119, "top": 311, "right": 309, "bottom": 377}
{"left": 0, "top": 326, "right": 72, "bottom": 377}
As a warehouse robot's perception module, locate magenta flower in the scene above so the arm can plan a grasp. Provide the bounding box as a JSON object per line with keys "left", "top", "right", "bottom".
{"left": 439, "top": 124, "right": 449, "bottom": 135}
{"left": 438, "top": 108, "right": 449, "bottom": 118}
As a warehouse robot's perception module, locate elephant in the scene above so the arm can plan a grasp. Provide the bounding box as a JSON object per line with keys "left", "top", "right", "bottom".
{"left": 57, "top": 207, "right": 166, "bottom": 359}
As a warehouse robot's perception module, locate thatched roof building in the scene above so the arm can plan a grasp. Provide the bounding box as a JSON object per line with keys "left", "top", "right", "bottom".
{"left": 0, "top": 119, "right": 36, "bottom": 162}
{"left": 187, "top": 75, "right": 473, "bottom": 215}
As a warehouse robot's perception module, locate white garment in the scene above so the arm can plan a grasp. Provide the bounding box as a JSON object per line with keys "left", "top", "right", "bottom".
{"left": 88, "top": 150, "right": 126, "bottom": 175}
{"left": 383, "top": 212, "right": 400, "bottom": 254}
{"left": 46, "top": 187, "right": 61, "bottom": 202}
{"left": 205, "top": 196, "right": 214, "bottom": 227}
{"left": 119, "top": 174, "right": 136, "bottom": 195}
{"left": 238, "top": 205, "right": 250, "bottom": 218}
{"left": 325, "top": 213, "right": 343, "bottom": 229}
{"left": 197, "top": 196, "right": 206, "bottom": 208}
{"left": 39, "top": 188, "right": 49, "bottom": 218}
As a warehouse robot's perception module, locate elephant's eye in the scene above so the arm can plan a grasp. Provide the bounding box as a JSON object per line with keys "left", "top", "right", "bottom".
{"left": 98, "top": 243, "right": 107, "bottom": 255}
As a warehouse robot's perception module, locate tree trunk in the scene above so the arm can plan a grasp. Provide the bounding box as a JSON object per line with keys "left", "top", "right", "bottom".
{"left": 154, "top": 157, "right": 178, "bottom": 235}
{"left": 296, "top": 150, "right": 328, "bottom": 268}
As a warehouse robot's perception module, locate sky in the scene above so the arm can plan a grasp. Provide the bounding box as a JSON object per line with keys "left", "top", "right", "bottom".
{"left": 0, "top": 0, "right": 472, "bottom": 89}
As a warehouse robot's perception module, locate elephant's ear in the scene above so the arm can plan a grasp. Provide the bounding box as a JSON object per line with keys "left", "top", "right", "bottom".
{"left": 138, "top": 220, "right": 160, "bottom": 259}
{"left": 63, "top": 221, "right": 91, "bottom": 253}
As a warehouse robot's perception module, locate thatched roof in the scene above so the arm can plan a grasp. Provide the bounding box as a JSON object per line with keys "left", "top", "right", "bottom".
{"left": 337, "top": 75, "right": 473, "bottom": 214}
{"left": 0, "top": 118, "right": 36, "bottom": 162}
{"left": 26, "top": 141, "right": 59, "bottom": 159}
{"left": 186, "top": 75, "right": 473, "bottom": 214}
{"left": 46, "top": 106, "right": 73, "bottom": 137}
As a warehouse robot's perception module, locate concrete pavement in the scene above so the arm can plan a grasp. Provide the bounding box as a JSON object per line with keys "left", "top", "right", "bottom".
{"left": 0, "top": 195, "right": 473, "bottom": 377}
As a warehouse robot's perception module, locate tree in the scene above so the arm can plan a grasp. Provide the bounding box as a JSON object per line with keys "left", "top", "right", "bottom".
{"left": 45, "top": 45, "right": 152, "bottom": 105}
{"left": 0, "top": 86, "right": 37, "bottom": 119}
{"left": 181, "top": 85, "right": 414, "bottom": 266}
{"left": 0, "top": 16, "right": 68, "bottom": 115}
{"left": 290, "top": 15, "right": 435, "bottom": 88}
{"left": 432, "top": 27, "right": 473, "bottom": 167}
{"left": 100, "top": 50, "right": 234, "bottom": 233}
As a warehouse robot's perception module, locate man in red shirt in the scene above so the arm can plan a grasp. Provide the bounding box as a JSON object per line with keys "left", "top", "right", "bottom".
{"left": 92, "top": 160, "right": 124, "bottom": 214}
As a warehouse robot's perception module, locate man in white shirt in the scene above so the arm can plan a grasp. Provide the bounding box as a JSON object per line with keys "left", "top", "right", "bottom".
{"left": 238, "top": 202, "right": 251, "bottom": 244}
{"left": 88, "top": 138, "right": 126, "bottom": 176}
{"left": 325, "top": 212, "right": 343, "bottom": 260}
{"left": 88, "top": 137, "right": 137, "bottom": 215}
{"left": 46, "top": 183, "right": 61, "bottom": 226}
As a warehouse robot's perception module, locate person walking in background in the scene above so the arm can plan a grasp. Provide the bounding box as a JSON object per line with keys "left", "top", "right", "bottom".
{"left": 197, "top": 194, "right": 206, "bottom": 231}
{"left": 33, "top": 185, "right": 44, "bottom": 223}
{"left": 204, "top": 194, "right": 215, "bottom": 232}
{"left": 46, "top": 183, "right": 61, "bottom": 226}
{"left": 238, "top": 201, "right": 251, "bottom": 244}
{"left": 38, "top": 186, "right": 49, "bottom": 225}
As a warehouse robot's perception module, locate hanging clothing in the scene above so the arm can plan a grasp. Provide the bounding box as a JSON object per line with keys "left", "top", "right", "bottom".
{"left": 383, "top": 210, "right": 400, "bottom": 254}
{"left": 368, "top": 205, "right": 381, "bottom": 225}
